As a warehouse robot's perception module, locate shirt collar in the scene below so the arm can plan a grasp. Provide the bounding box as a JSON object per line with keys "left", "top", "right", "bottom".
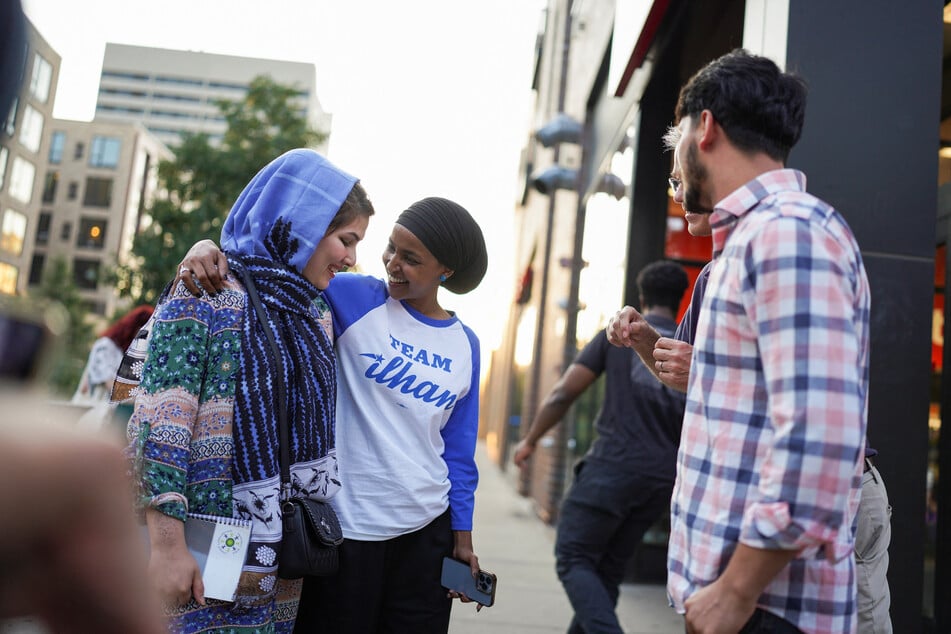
{"left": 710, "top": 168, "right": 807, "bottom": 256}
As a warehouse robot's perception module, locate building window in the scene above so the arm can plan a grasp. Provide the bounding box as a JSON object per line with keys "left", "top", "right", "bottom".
{"left": 28, "top": 253, "right": 44, "bottom": 285}
{"left": 18, "top": 105, "right": 44, "bottom": 153}
{"left": 48, "top": 131, "right": 65, "bottom": 164}
{"left": 73, "top": 258, "right": 100, "bottom": 290}
{"left": 88, "top": 136, "right": 121, "bottom": 168}
{"left": 0, "top": 146, "right": 7, "bottom": 190}
{"left": 151, "top": 92, "right": 200, "bottom": 103}
{"left": 35, "top": 212, "right": 51, "bottom": 246}
{"left": 74, "top": 142, "right": 84, "bottom": 160}
{"left": 151, "top": 109, "right": 192, "bottom": 120}
{"left": 77, "top": 217, "right": 107, "bottom": 250}
{"left": 83, "top": 177, "right": 113, "bottom": 207}
{"left": 41, "top": 171, "right": 58, "bottom": 203}
{"left": 146, "top": 125, "right": 183, "bottom": 137}
{"left": 1, "top": 209, "right": 27, "bottom": 256}
{"left": 60, "top": 222, "right": 72, "bottom": 242}
{"left": 95, "top": 104, "right": 145, "bottom": 116}
{"left": 0, "top": 262, "right": 17, "bottom": 294}
{"left": 4, "top": 97, "right": 16, "bottom": 136}
{"left": 208, "top": 81, "right": 247, "bottom": 92}
{"left": 100, "top": 70, "right": 149, "bottom": 82}
{"left": 8, "top": 157, "right": 35, "bottom": 204}
{"left": 99, "top": 87, "right": 146, "bottom": 98}
{"left": 67, "top": 181, "right": 78, "bottom": 200}
{"left": 28, "top": 54, "right": 53, "bottom": 104}
{"left": 153, "top": 75, "right": 203, "bottom": 87}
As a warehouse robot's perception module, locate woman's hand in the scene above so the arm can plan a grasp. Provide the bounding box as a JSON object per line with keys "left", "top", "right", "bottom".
{"left": 145, "top": 510, "right": 205, "bottom": 609}
{"left": 174, "top": 240, "right": 230, "bottom": 297}
{"left": 148, "top": 543, "right": 204, "bottom": 609}
{"left": 449, "top": 530, "right": 484, "bottom": 610}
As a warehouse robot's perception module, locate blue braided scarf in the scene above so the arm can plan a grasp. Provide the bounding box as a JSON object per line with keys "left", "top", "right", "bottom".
{"left": 228, "top": 251, "right": 336, "bottom": 488}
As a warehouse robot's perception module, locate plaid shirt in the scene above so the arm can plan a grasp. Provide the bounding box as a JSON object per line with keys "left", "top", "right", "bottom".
{"left": 667, "top": 169, "right": 870, "bottom": 634}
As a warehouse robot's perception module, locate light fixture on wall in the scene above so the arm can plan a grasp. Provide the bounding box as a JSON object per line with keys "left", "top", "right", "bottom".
{"left": 558, "top": 255, "right": 589, "bottom": 268}
{"left": 596, "top": 173, "right": 627, "bottom": 201}
{"left": 534, "top": 113, "right": 582, "bottom": 148}
{"left": 557, "top": 297, "right": 587, "bottom": 311}
{"left": 530, "top": 165, "right": 578, "bottom": 195}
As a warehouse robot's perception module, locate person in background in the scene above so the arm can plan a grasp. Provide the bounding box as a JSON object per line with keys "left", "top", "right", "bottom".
{"left": 0, "top": 396, "right": 166, "bottom": 634}
{"left": 178, "top": 196, "right": 489, "bottom": 633}
{"left": 72, "top": 304, "right": 154, "bottom": 406}
{"left": 131, "top": 149, "right": 374, "bottom": 633}
{"left": 513, "top": 259, "right": 688, "bottom": 634}
{"left": 0, "top": 3, "right": 163, "bottom": 630}
{"left": 611, "top": 49, "right": 870, "bottom": 633}
{"left": 612, "top": 120, "right": 892, "bottom": 634}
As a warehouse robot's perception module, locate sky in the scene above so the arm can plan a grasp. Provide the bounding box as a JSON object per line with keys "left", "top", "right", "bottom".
{"left": 21, "top": 0, "right": 547, "bottom": 372}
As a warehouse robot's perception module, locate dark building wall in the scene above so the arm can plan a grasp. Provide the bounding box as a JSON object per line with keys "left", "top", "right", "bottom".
{"left": 784, "top": 2, "right": 942, "bottom": 631}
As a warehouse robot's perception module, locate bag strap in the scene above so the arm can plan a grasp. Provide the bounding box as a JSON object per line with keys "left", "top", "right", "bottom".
{"left": 234, "top": 265, "right": 293, "bottom": 496}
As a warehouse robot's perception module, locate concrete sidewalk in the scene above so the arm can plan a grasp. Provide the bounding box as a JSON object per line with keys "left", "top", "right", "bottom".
{"left": 449, "top": 441, "right": 683, "bottom": 633}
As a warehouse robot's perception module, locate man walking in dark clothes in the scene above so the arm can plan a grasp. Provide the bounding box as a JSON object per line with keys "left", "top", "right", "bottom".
{"left": 514, "top": 260, "right": 689, "bottom": 634}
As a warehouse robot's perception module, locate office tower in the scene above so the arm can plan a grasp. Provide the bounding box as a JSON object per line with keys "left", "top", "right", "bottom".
{"left": 95, "top": 43, "right": 331, "bottom": 151}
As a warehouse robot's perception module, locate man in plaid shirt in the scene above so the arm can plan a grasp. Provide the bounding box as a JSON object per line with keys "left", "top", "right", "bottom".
{"left": 634, "top": 49, "right": 869, "bottom": 634}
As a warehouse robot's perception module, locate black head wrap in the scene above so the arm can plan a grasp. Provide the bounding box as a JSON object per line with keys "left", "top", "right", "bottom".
{"left": 395, "top": 197, "right": 488, "bottom": 294}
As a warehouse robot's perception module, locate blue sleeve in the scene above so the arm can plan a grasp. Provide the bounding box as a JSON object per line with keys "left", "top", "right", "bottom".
{"left": 440, "top": 324, "right": 481, "bottom": 531}
{"left": 323, "top": 273, "right": 387, "bottom": 337}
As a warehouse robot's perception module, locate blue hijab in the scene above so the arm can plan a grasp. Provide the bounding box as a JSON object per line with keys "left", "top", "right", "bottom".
{"left": 222, "top": 148, "right": 357, "bottom": 273}
{"left": 221, "top": 150, "right": 356, "bottom": 599}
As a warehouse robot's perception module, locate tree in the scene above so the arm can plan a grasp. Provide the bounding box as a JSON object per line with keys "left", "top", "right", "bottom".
{"left": 29, "top": 257, "right": 95, "bottom": 397}
{"left": 115, "top": 75, "right": 327, "bottom": 304}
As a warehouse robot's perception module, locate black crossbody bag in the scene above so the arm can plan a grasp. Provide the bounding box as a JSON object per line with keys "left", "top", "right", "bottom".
{"left": 237, "top": 265, "right": 343, "bottom": 580}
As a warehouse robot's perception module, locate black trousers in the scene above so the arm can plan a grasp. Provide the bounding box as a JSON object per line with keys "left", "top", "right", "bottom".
{"left": 737, "top": 608, "right": 804, "bottom": 633}
{"left": 294, "top": 509, "right": 454, "bottom": 634}
{"left": 555, "top": 458, "right": 673, "bottom": 634}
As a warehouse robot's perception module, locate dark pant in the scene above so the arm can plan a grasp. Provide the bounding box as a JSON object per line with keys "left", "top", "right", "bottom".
{"left": 293, "top": 509, "right": 454, "bottom": 634}
{"left": 735, "top": 608, "right": 804, "bottom": 633}
{"left": 555, "top": 459, "right": 673, "bottom": 634}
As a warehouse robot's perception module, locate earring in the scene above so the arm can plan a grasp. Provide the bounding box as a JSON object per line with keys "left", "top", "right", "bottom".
{"left": 439, "top": 274, "right": 447, "bottom": 282}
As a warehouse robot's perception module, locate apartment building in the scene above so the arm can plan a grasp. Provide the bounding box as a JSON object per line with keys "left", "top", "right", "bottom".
{"left": 95, "top": 43, "right": 332, "bottom": 151}
{"left": 28, "top": 119, "right": 171, "bottom": 317}
{"left": 0, "top": 18, "right": 59, "bottom": 296}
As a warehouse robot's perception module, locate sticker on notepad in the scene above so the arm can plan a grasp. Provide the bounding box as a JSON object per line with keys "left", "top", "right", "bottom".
{"left": 218, "top": 530, "right": 245, "bottom": 554}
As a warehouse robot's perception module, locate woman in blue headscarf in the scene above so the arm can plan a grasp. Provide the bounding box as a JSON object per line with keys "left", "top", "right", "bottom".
{"left": 177, "top": 196, "right": 490, "bottom": 633}
{"left": 129, "top": 149, "right": 374, "bottom": 633}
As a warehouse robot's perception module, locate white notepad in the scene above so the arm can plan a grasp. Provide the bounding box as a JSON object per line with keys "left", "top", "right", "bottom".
{"left": 183, "top": 512, "right": 252, "bottom": 601}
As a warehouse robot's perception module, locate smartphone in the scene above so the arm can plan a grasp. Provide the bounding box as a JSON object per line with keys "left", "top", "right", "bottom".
{"left": 440, "top": 556, "right": 497, "bottom": 607}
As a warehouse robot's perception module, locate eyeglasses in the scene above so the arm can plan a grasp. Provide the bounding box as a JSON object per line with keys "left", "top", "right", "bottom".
{"left": 668, "top": 177, "right": 682, "bottom": 193}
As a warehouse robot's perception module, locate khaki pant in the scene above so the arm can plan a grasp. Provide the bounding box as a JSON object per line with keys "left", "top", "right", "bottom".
{"left": 855, "top": 461, "right": 892, "bottom": 633}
